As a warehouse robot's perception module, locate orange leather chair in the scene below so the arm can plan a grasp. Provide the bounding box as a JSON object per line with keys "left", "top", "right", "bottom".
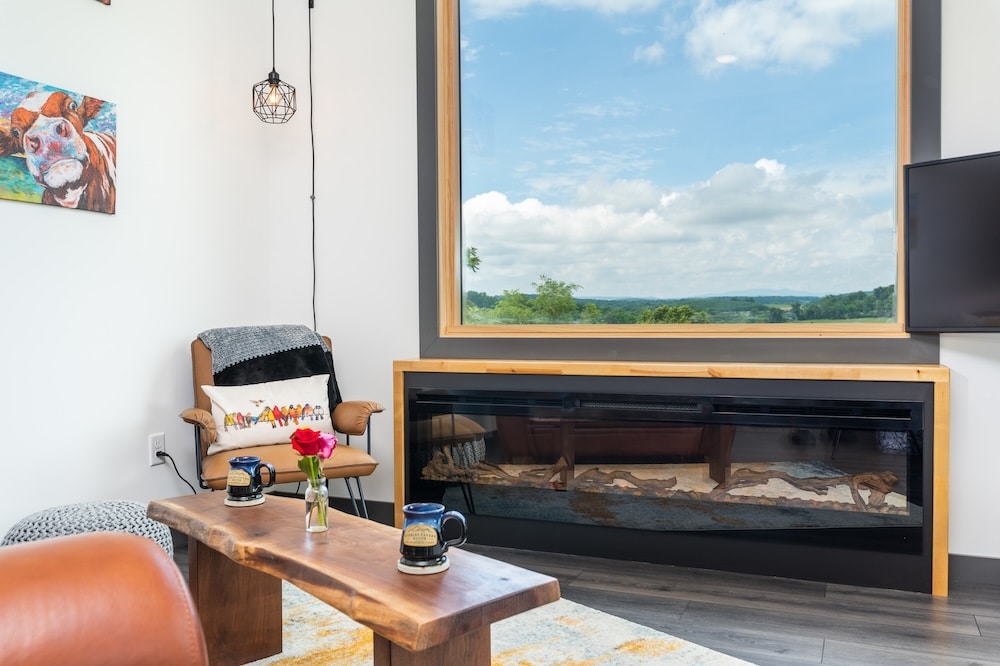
{"left": 0, "top": 531, "right": 208, "bottom": 665}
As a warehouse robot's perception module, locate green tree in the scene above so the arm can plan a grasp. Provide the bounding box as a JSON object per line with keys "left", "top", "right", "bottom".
{"left": 531, "top": 274, "right": 580, "bottom": 322}
{"left": 796, "top": 286, "right": 896, "bottom": 321}
{"left": 465, "top": 290, "right": 497, "bottom": 309}
{"left": 872, "top": 285, "right": 895, "bottom": 318}
{"left": 465, "top": 246, "right": 481, "bottom": 272}
{"left": 638, "top": 304, "right": 707, "bottom": 324}
{"left": 462, "top": 304, "right": 488, "bottom": 324}
{"left": 602, "top": 308, "right": 638, "bottom": 324}
{"left": 580, "top": 302, "right": 602, "bottom": 323}
{"left": 493, "top": 289, "right": 534, "bottom": 323}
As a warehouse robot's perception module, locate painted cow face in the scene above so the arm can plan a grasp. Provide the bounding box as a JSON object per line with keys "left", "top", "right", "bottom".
{"left": 10, "top": 91, "right": 94, "bottom": 190}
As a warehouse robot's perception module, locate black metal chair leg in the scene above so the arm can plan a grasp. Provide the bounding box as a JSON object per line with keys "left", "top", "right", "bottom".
{"left": 342, "top": 478, "right": 362, "bottom": 517}
{"left": 351, "top": 477, "right": 370, "bottom": 520}
{"left": 460, "top": 482, "right": 476, "bottom": 514}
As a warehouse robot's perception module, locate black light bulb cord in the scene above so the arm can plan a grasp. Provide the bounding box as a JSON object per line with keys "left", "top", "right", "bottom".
{"left": 270, "top": 0, "right": 277, "bottom": 73}
{"left": 309, "top": 0, "right": 317, "bottom": 331}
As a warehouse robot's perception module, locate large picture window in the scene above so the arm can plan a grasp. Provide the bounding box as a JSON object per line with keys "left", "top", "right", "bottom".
{"left": 436, "top": 0, "right": 910, "bottom": 337}
{"left": 414, "top": 0, "right": 941, "bottom": 363}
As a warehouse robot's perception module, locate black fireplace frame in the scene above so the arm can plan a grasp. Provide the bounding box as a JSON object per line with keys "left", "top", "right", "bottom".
{"left": 399, "top": 368, "right": 941, "bottom": 593}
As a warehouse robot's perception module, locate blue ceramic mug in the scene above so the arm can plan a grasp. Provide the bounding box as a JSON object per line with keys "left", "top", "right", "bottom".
{"left": 226, "top": 455, "right": 276, "bottom": 506}
{"left": 399, "top": 502, "right": 467, "bottom": 566}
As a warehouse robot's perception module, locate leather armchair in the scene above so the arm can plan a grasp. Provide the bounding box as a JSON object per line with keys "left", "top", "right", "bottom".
{"left": 0, "top": 532, "right": 208, "bottom": 665}
{"left": 181, "top": 332, "right": 383, "bottom": 517}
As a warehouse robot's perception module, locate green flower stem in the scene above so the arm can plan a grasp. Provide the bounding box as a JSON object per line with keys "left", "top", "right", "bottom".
{"left": 298, "top": 454, "right": 321, "bottom": 485}
{"left": 300, "top": 454, "right": 328, "bottom": 530}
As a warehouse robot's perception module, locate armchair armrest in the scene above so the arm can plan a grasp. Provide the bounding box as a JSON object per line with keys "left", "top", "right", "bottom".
{"left": 332, "top": 400, "right": 385, "bottom": 437}
{"left": 179, "top": 407, "right": 217, "bottom": 444}
{"left": 0, "top": 532, "right": 209, "bottom": 665}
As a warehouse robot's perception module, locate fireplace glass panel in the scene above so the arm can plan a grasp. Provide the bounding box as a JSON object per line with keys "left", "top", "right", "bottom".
{"left": 407, "top": 390, "right": 924, "bottom": 535}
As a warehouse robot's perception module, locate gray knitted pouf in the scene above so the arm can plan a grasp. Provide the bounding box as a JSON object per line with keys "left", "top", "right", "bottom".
{"left": 1, "top": 500, "right": 173, "bottom": 556}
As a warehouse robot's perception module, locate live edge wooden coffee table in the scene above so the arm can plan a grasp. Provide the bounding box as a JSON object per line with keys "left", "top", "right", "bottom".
{"left": 147, "top": 493, "right": 560, "bottom": 666}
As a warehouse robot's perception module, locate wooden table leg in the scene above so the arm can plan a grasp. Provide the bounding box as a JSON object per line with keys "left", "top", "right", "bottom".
{"left": 372, "top": 626, "right": 490, "bottom": 666}
{"left": 188, "top": 537, "right": 283, "bottom": 666}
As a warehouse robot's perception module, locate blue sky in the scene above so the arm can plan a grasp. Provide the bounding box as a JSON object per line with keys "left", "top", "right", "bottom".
{"left": 458, "top": 0, "right": 897, "bottom": 299}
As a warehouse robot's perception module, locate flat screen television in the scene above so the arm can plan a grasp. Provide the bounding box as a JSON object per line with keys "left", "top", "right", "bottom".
{"left": 904, "top": 150, "right": 1000, "bottom": 332}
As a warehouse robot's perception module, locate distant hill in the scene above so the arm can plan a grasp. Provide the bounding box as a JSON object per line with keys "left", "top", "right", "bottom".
{"left": 465, "top": 285, "right": 894, "bottom": 325}
{"left": 691, "top": 289, "right": 822, "bottom": 299}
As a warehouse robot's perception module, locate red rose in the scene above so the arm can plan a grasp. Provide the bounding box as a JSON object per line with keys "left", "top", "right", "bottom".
{"left": 290, "top": 427, "right": 323, "bottom": 456}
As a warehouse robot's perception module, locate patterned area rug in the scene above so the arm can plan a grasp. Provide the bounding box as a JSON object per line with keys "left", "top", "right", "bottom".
{"left": 246, "top": 581, "right": 753, "bottom": 665}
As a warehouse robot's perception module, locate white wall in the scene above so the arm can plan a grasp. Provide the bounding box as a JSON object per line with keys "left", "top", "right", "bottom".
{"left": 940, "top": 0, "right": 1000, "bottom": 559}
{"left": 0, "top": 0, "right": 417, "bottom": 535}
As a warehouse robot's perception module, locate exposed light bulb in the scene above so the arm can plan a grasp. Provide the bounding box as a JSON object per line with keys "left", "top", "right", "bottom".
{"left": 266, "top": 84, "right": 282, "bottom": 108}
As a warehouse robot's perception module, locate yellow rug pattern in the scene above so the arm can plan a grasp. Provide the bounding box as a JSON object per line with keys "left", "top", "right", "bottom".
{"left": 246, "top": 581, "right": 753, "bottom": 665}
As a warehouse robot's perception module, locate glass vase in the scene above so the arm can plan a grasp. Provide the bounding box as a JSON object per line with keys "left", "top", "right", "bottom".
{"left": 305, "top": 478, "right": 329, "bottom": 532}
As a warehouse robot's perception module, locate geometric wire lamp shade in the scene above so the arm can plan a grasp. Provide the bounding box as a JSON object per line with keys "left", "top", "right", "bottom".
{"left": 253, "top": 70, "right": 296, "bottom": 124}
{"left": 253, "top": 0, "right": 296, "bottom": 125}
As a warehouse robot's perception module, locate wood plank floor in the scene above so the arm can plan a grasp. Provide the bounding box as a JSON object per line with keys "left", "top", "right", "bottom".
{"left": 463, "top": 543, "right": 1000, "bottom": 666}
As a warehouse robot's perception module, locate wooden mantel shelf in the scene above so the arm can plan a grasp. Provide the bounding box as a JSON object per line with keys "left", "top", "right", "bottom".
{"left": 392, "top": 358, "right": 949, "bottom": 382}
{"left": 393, "top": 359, "right": 951, "bottom": 596}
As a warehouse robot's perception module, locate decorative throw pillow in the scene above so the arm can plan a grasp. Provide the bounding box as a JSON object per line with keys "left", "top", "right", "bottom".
{"left": 202, "top": 374, "right": 334, "bottom": 455}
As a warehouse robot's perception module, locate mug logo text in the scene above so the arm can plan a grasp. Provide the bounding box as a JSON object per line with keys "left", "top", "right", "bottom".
{"left": 402, "top": 524, "right": 439, "bottom": 548}
{"left": 227, "top": 469, "right": 252, "bottom": 487}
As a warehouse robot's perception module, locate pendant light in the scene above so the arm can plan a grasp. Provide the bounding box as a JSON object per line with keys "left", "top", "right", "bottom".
{"left": 252, "top": 0, "right": 296, "bottom": 124}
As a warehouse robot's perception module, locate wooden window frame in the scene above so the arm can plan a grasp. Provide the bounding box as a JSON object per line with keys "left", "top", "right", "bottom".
{"left": 416, "top": 0, "right": 941, "bottom": 363}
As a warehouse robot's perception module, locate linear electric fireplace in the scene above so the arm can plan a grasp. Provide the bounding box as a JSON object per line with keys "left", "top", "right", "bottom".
{"left": 393, "top": 360, "right": 950, "bottom": 594}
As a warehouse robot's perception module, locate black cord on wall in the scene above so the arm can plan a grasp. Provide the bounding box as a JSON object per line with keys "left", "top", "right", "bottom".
{"left": 157, "top": 451, "right": 198, "bottom": 495}
{"left": 308, "top": 0, "right": 317, "bottom": 331}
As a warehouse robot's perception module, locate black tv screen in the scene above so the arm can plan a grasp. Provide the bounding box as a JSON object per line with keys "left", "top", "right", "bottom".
{"left": 904, "top": 150, "right": 1000, "bottom": 332}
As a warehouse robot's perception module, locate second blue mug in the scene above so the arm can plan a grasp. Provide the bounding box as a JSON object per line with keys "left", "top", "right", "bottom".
{"left": 399, "top": 502, "right": 467, "bottom": 566}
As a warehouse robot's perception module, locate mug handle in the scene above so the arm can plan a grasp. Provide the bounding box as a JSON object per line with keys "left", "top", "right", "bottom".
{"left": 441, "top": 510, "right": 467, "bottom": 551}
{"left": 259, "top": 462, "right": 277, "bottom": 488}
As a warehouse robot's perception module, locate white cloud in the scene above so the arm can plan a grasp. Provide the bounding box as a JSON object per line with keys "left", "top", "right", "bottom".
{"left": 754, "top": 158, "right": 785, "bottom": 179}
{"left": 465, "top": 0, "right": 663, "bottom": 20}
{"left": 461, "top": 158, "right": 896, "bottom": 298}
{"left": 570, "top": 96, "right": 643, "bottom": 119}
{"left": 633, "top": 42, "right": 666, "bottom": 64}
{"left": 685, "top": 0, "right": 895, "bottom": 74}
{"left": 576, "top": 176, "right": 663, "bottom": 212}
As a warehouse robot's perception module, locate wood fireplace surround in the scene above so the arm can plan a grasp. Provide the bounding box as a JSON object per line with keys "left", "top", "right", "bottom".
{"left": 393, "top": 360, "right": 950, "bottom": 595}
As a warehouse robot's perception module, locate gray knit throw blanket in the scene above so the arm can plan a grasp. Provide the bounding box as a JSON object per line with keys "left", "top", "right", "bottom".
{"left": 197, "top": 325, "right": 329, "bottom": 375}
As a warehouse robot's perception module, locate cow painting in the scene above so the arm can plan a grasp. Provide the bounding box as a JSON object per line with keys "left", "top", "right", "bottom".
{"left": 0, "top": 73, "right": 117, "bottom": 215}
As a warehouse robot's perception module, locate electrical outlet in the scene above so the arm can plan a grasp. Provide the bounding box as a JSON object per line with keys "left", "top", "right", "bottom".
{"left": 149, "top": 432, "right": 166, "bottom": 466}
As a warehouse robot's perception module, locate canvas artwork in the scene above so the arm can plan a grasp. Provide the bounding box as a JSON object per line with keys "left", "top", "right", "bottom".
{"left": 0, "top": 71, "right": 117, "bottom": 215}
